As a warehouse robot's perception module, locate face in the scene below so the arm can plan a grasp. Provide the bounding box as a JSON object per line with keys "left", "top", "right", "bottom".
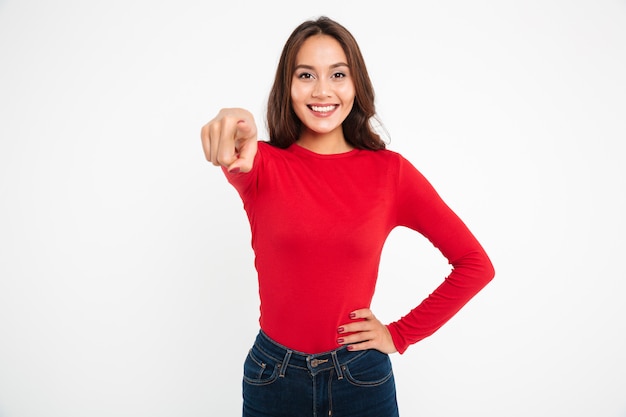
{"left": 291, "top": 34, "right": 356, "bottom": 142}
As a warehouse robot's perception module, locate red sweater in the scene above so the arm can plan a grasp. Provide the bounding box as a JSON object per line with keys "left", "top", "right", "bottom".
{"left": 224, "top": 142, "right": 494, "bottom": 354}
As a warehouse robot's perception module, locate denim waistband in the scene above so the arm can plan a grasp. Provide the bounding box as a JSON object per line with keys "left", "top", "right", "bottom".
{"left": 253, "top": 330, "right": 369, "bottom": 378}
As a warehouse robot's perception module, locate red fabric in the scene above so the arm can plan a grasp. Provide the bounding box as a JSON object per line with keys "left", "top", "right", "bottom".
{"left": 224, "top": 142, "right": 494, "bottom": 354}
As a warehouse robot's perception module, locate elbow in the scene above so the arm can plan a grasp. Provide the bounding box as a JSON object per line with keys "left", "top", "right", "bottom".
{"left": 485, "top": 258, "right": 495, "bottom": 285}
{"left": 480, "top": 251, "right": 495, "bottom": 287}
{"left": 453, "top": 248, "right": 495, "bottom": 290}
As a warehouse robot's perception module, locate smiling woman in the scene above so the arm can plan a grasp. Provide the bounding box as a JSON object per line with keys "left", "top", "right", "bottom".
{"left": 200, "top": 16, "right": 494, "bottom": 417}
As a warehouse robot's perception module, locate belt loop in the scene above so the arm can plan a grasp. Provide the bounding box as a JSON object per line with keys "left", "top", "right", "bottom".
{"left": 331, "top": 351, "right": 343, "bottom": 380}
{"left": 279, "top": 350, "right": 292, "bottom": 378}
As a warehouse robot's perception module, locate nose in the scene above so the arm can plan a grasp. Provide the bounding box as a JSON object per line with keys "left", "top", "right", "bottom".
{"left": 312, "top": 78, "right": 331, "bottom": 98}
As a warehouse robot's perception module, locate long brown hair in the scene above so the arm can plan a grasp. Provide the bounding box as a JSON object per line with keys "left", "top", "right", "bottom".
{"left": 267, "top": 16, "right": 386, "bottom": 150}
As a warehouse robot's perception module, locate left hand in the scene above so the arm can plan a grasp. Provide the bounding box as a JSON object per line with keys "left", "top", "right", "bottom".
{"left": 337, "top": 308, "right": 397, "bottom": 354}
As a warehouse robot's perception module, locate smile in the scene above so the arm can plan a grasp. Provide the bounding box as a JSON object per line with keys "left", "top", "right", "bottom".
{"left": 309, "top": 105, "right": 337, "bottom": 113}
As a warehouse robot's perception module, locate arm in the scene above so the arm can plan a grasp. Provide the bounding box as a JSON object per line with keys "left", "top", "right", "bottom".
{"left": 387, "top": 156, "right": 495, "bottom": 354}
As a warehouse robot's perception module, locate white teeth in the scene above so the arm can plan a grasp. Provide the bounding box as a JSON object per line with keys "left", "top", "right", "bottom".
{"left": 310, "top": 105, "right": 336, "bottom": 112}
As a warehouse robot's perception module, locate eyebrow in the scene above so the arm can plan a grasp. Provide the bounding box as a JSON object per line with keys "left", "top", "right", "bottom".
{"left": 294, "top": 62, "right": 350, "bottom": 71}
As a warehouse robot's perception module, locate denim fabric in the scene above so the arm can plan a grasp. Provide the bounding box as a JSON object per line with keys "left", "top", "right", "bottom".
{"left": 242, "top": 330, "right": 399, "bottom": 417}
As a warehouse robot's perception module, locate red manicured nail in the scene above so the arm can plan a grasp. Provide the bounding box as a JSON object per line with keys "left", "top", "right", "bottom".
{"left": 337, "top": 327, "right": 344, "bottom": 333}
{"left": 229, "top": 167, "right": 241, "bottom": 174}
{"left": 337, "top": 338, "right": 344, "bottom": 344}
{"left": 347, "top": 345, "right": 354, "bottom": 351}
{"left": 349, "top": 312, "right": 356, "bottom": 319}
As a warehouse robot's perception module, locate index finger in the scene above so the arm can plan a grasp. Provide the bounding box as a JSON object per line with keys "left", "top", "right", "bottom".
{"left": 214, "top": 116, "right": 238, "bottom": 167}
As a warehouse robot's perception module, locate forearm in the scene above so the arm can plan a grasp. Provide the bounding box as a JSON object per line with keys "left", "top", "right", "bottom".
{"left": 388, "top": 247, "right": 494, "bottom": 354}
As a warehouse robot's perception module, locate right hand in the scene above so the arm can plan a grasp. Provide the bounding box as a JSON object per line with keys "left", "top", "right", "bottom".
{"left": 200, "top": 108, "right": 258, "bottom": 173}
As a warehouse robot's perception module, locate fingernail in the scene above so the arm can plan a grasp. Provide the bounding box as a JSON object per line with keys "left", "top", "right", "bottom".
{"left": 228, "top": 167, "right": 241, "bottom": 174}
{"left": 347, "top": 345, "right": 354, "bottom": 351}
{"left": 337, "top": 338, "right": 344, "bottom": 344}
{"left": 337, "top": 327, "right": 344, "bottom": 333}
{"left": 349, "top": 312, "right": 356, "bottom": 319}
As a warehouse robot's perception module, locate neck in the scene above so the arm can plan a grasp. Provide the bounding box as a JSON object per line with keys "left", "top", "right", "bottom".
{"left": 297, "top": 130, "right": 353, "bottom": 155}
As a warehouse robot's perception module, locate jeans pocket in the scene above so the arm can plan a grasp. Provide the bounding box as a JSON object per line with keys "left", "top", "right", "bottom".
{"left": 242, "top": 347, "right": 280, "bottom": 386}
{"left": 342, "top": 349, "right": 393, "bottom": 387}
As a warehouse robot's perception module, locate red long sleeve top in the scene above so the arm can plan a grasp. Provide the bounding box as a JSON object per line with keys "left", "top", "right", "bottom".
{"left": 224, "top": 141, "right": 494, "bottom": 354}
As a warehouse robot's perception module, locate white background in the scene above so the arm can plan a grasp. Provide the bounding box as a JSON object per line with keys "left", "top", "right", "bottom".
{"left": 1, "top": 1, "right": 625, "bottom": 416}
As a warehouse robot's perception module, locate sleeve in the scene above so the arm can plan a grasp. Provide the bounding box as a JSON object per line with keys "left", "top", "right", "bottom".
{"left": 221, "top": 142, "right": 263, "bottom": 203}
{"left": 386, "top": 155, "right": 495, "bottom": 354}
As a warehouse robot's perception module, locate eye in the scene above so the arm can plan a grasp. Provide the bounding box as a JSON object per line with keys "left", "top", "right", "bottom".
{"left": 332, "top": 72, "right": 346, "bottom": 79}
{"left": 297, "top": 72, "right": 314, "bottom": 79}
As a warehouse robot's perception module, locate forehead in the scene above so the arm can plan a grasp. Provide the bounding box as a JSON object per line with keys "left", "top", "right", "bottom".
{"left": 295, "top": 34, "right": 348, "bottom": 65}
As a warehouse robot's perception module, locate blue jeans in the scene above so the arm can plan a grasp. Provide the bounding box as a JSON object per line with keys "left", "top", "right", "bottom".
{"left": 242, "top": 330, "right": 399, "bottom": 417}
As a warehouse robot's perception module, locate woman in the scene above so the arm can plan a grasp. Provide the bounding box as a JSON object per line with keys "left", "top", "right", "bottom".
{"left": 201, "top": 16, "right": 494, "bottom": 417}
